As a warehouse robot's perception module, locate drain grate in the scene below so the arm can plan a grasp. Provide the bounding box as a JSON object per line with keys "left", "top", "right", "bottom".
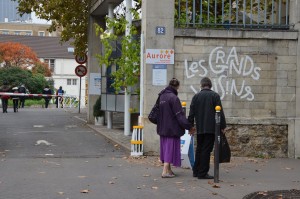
{"left": 243, "top": 189, "right": 300, "bottom": 199}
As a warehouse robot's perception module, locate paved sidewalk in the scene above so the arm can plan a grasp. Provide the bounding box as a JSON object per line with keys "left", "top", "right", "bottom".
{"left": 69, "top": 108, "right": 300, "bottom": 199}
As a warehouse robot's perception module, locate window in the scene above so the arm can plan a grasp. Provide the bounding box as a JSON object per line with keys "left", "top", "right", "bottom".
{"left": 67, "top": 79, "right": 77, "bottom": 86}
{"left": 25, "top": 31, "right": 32, "bottom": 36}
{"left": 38, "top": 31, "right": 45, "bottom": 36}
{"left": 72, "top": 79, "right": 77, "bottom": 85}
{"left": 1, "top": 30, "right": 9, "bottom": 35}
{"left": 14, "top": 31, "right": 21, "bottom": 35}
{"left": 44, "top": 59, "right": 55, "bottom": 73}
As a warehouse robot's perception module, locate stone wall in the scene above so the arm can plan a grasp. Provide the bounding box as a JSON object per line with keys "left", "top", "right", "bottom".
{"left": 226, "top": 124, "right": 288, "bottom": 158}
{"left": 173, "top": 29, "right": 297, "bottom": 157}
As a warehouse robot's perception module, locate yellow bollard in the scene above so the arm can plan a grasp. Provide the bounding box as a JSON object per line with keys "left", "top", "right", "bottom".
{"left": 130, "top": 126, "right": 144, "bottom": 156}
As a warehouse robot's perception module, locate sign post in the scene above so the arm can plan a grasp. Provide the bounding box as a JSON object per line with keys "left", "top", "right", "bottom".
{"left": 75, "top": 64, "right": 87, "bottom": 113}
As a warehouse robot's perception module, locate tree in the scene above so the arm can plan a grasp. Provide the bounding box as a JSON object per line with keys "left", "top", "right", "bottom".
{"left": 95, "top": 2, "right": 141, "bottom": 93}
{"left": 0, "top": 42, "right": 39, "bottom": 68}
{"left": 0, "top": 67, "right": 48, "bottom": 94}
{"left": 14, "top": 0, "right": 142, "bottom": 56}
{"left": 14, "top": 0, "right": 90, "bottom": 55}
{"left": 32, "top": 62, "right": 52, "bottom": 77}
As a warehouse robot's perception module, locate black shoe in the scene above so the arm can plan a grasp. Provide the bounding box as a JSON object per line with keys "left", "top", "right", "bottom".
{"left": 198, "top": 174, "right": 214, "bottom": 179}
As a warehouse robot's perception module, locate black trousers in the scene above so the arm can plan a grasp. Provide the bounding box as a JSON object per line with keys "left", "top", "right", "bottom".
{"left": 13, "top": 99, "right": 19, "bottom": 112}
{"left": 44, "top": 98, "right": 50, "bottom": 108}
{"left": 19, "top": 97, "right": 25, "bottom": 108}
{"left": 193, "top": 134, "right": 215, "bottom": 177}
{"left": 1, "top": 98, "right": 8, "bottom": 113}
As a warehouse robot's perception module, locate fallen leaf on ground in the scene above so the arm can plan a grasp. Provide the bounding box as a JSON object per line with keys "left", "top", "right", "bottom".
{"left": 212, "top": 184, "right": 221, "bottom": 188}
{"left": 80, "top": 189, "right": 89, "bottom": 193}
{"left": 143, "top": 174, "right": 150, "bottom": 177}
{"left": 78, "top": 176, "right": 87, "bottom": 178}
{"left": 151, "top": 186, "right": 158, "bottom": 190}
{"left": 137, "top": 187, "right": 141, "bottom": 189}
{"left": 112, "top": 177, "right": 118, "bottom": 179}
{"left": 258, "top": 191, "right": 268, "bottom": 196}
{"left": 57, "top": 192, "right": 64, "bottom": 195}
{"left": 109, "top": 181, "right": 115, "bottom": 184}
{"left": 114, "top": 144, "right": 119, "bottom": 147}
{"left": 175, "top": 182, "right": 183, "bottom": 184}
{"left": 107, "top": 165, "right": 113, "bottom": 167}
{"left": 208, "top": 181, "right": 214, "bottom": 185}
{"left": 285, "top": 167, "right": 292, "bottom": 170}
{"left": 212, "top": 192, "right": 218, "bottom": 195}
{"left": 179, "top": 188, "right": 185, "bottom": 191}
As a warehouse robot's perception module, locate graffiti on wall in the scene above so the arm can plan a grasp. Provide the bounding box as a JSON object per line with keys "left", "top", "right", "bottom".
{"left": 184, "top": 47, "right": 261, "bottom": 101}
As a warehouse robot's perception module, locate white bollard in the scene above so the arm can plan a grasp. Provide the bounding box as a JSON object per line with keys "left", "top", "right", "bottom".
{"left": 130, "top": 126, "right": 143, "bottom": 156}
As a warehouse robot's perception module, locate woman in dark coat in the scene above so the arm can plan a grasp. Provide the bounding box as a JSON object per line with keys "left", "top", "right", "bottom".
{"left": 157, "top": 78, "right": 194, "bottom": 178}
{"left": 0, "top": 81, "right": 11, "bottom": 113}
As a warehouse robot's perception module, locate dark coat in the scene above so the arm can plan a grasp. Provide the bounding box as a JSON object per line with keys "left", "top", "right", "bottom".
{"left": 157, "top": 86, "right": 192, "bottom": 137}
{"left": 0, "top": 85, "right": 11, "bottom": 99}
{"left": 188, "top": 88, "right": 226, "bottom": 134}
{"left": 43, "top": 88, "right": 52, "bottom": 100}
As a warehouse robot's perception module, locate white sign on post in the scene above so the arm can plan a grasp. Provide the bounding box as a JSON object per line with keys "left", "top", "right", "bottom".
{"left": 146, "top": 49, "right": 174, "bottom": 64}
{"left": 152, "top": 64, "right": 167, "bottom": 86}
{"left": 89, "top": 73, "right": 101, "bottom": 95}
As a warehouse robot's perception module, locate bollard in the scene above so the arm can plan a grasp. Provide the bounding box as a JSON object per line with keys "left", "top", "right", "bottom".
{"left": 130, "top": 126, "right": 144, "bottom": 156}
{"left": 214, "top": 106, "right": 221, "bottom": 183}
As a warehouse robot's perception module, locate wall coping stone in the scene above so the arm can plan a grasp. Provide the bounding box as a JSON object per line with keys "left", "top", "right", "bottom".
{"left": 227, "top": 117, "right": 295, "bottom": 125}
{"left": 175, "top": 28, "right": 298, "bottom": 40}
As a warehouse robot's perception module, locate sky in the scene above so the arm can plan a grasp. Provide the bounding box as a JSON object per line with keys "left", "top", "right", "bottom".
{"left": 31, "top": 12, "right": 51, "bottom": 24}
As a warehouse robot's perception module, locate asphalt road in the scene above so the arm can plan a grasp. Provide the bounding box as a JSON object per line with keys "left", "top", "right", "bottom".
{"left": 0, "top": 108, "right": 217, "bottom": 199}
{"left": 1, "top": 108, "right": 300, "bottom": 199}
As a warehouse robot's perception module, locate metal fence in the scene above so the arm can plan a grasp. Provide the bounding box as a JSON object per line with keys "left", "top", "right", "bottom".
{"left": 175, "top": 0, "right": 292, "bottom": 29}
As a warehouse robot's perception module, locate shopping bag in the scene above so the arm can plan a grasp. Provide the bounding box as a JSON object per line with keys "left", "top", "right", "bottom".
{"left": 219, "top": 133, "right": 231, "bottom": 163}
{"left": 148, "top": 96, "right": 160, "bottom": 124}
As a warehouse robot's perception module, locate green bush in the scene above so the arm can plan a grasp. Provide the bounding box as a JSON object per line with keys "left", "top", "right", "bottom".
{"left": 93, "top": 96, "right": 105, "bottom": 117}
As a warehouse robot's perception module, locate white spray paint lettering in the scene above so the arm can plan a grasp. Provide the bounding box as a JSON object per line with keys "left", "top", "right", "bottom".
{"left": 184, "top": 46, "right": 261, "bottom": 101}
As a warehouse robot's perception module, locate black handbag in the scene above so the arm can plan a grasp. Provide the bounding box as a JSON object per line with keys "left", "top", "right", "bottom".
{"left": 148, "top": 96, "right": 160, "bottom": 124}
{"left": 219, "top": 132, "right": 231, "bottom": 163}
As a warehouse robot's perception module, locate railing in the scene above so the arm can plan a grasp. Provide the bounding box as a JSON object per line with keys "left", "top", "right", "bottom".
{"left": 62, "top": 95, "right": 79, "bottom": 108}
{"left": 0, "top": 92, "right": 80, "bottom": 109}
{"left": 175, "top": 0, "right": 292, "bottom": 30}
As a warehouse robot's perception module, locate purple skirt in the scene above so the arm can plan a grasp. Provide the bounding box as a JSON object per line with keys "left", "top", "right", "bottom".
{"left": 160, "top": 136, "right": 181, "bottom": 167}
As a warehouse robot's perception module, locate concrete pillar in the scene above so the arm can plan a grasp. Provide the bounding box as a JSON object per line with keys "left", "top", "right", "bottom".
{"left": 87, "top": 15, "right": 105, "bottom": 124}
{"left": 141, "top": 0, "right": 175, "bottom": 153}
{"left": 290, "top": 0, "right": 300, "bottom": 158}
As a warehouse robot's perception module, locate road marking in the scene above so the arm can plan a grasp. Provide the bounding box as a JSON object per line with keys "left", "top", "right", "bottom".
{"left": 35, "top": 140, "right": 53, "bottom": 146}
{"left": 33, "top": 125, "right": 44, "bottom": 128}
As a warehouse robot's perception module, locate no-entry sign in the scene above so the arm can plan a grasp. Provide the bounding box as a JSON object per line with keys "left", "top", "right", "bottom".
{"left": 75, "top": 65, "right": 87, "bottom": 77}
{"left": 75, "top": 54, "right": 88, "bottom": 64}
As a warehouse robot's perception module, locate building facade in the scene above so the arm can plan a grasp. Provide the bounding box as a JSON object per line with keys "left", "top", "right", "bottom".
{"left": 0, "top": 0, "right": 30, "bottom": 22}
{"left": 0, "top": 35, "right": 86, "bottom": 106}
{"left": 0, "top": 22, "right": 60, "bottom": 37}
{"left": 88, "top": 0, "right": 300, "bottom": 158}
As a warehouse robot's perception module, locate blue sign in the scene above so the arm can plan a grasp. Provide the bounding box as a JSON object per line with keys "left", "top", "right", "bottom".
{"left": 153, "top": 64, "right": 167, "bottom": 69}
{"left": 156, "top": 26, "right": 166, "bottom": 35}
